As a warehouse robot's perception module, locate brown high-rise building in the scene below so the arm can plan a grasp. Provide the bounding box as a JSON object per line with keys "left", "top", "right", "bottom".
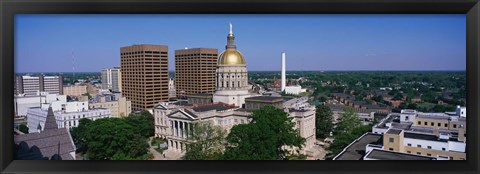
{"left": 120, "top": 44, "right": 169, "bottom": 111}
{"left": 174, "top": 48, "right": 218, "bottom": 98}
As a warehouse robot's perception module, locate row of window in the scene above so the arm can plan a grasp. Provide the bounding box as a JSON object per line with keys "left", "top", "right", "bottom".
{"left": 418, "top": 121, "right": 462, "bottom": 129}
{"left": 406, "top": 143, "right": 447, "bottom": 151}
{"left": 175, "top": 54, "right": 217, "bottom": 56}
{"left": 121, "top": 51, "right": 167, "bottom": 55}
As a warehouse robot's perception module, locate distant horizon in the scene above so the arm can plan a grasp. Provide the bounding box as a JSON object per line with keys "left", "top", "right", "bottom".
{"left": 15, "top": 70, "right": 467, "bottom": 74}
{"left": 16, "top": 14, "right": 466, "bottom": 72}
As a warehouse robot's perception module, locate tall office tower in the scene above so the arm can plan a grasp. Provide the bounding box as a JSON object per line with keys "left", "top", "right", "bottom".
{"left": 120, "top": 44, "right": 169, "bottom": 111}
{"left": 213, "top": 23, "right": 250, "bottom": 107}
{"left": 281, "top": 52, "right": 286, "bottom": 92}
{"left": 175, "top": 48, "right": 218, "bottom": 98}
{"left": 15, "top": 75, "right": 63, "bottom": 96}
{"left": 101, "top": 67, "right": 122, "bottom": 92}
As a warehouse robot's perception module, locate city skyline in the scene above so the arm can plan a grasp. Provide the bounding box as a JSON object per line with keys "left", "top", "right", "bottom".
{"left": 15, "top": 14, "right": 466, "bottom": 72}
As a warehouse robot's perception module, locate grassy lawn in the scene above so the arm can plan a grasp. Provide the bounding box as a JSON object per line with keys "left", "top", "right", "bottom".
{"left": 151, "top": 137, "right": 166, "bottom": 147}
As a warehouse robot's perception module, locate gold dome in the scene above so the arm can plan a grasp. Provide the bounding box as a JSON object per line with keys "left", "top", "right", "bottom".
{"left": 217, "top": 49, "right": 246, "bottom": 65}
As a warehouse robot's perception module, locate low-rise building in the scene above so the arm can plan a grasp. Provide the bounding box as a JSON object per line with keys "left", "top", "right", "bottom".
{"left": 14, "top": 92, "right": 67, "bottom": 117}
{"left": 63, "top": 85, "right": 87, "bottom": 97}
{"left": 335, "top": 106, "right": 467, "bottom": 160}
{"left": 27, "top": 100, "right": 111, "bottom": 131}
{"left": 89, "top": 93, "right": 131, "bottom": 117}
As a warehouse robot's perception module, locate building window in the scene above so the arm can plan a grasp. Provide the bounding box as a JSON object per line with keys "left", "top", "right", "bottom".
{"left": 431, "top": 122, "right": 434, "bottom": 126}
{"left": 427, "top": 154, "right": 431, "bottom": 156}
{"left": 389, "top": 138, "right": 394, "bottom": 143}
{"left": 417, "top": 145, "right": 422, "bottom": 148}
{"left": 407, "top": 143, "right": 412, "bottom": 146}
{"left": 445, "top": 123, "right": 448, "bottom": 127}
{"left": 388, "top": 148, "right": 393, "bottom": 151}
{"left": 442, "top": 148, "right": 446, "bottom": 151}
{"left": 427, "top": 146, "right": 432, "bottom": 149}
{"left": 407, "top": 151, "right": 411, "bottom": 153}
{"left": 424, "top": 122, "right": 427, "bottom": 125}
{"left": 453, "top": 124, "right": 457, "bottom": 128}
{"left": 418, "top": 121, "right": 421, "bottom": 125}
{"left": 417, "top": 152, "right": 421, "bottom": 155}
{"left": 438, "top": 123, "right": 441, "bottom": 127}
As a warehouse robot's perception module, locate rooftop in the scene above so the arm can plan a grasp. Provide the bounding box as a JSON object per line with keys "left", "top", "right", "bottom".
{"left": 187, "top": 93, "right": 213, "bottom": 98}
{"left": 245, "top": 96, "right": 284, "bottom": 102}
{"left": 366, "top": 149, "right": 436, "bottom": 160}
{"left": 14, "top": 128, "right": 75, "bottom": 160}
{"left": 334, "top": 133, "right": 383, "bottom": 160}
{"left": 386, "top": 129, "right": 403, "bottom": 135}
{"left": 404, "top": 132, "right": 448, "bottom": 142}
{"left": 191, "top": 103, "right": 237, "bottom": 112}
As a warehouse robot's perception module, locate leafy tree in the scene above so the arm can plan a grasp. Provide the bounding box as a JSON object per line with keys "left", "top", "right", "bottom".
{"left": 126, "top": 111, "right": 155, "bottom": 138}
{"left": 327, "top": 124, "right": 371, "bottom": 158}
{"left": 81, "top": 93, "right": 92, "bottom": 99}
{"left": 223, "top": 106, "right": 305, "bottom": 160}
{"left": 70, "top": 118, "right": 93, "bottom": 153}
{"left": 334, "top": 107, "right": 361, "bottom": 135}
{"left": 183, "top": 121, "right": 226, "bottom": 160}
{"left": 315, "top": 105, "right": 334, "bottom": 139}
{"left": 18, "top": 124, "right": 29, "bottom": 134}
{"left": 84, "top": 118, "right": 149, "bottom": 160}
{"left": 407, "top": 103, "right": 418, "bottom": 110}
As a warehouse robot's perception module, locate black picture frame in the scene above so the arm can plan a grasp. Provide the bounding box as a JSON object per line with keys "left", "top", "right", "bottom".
{"left": 1, "top": 0, "right": 479, "bottom": 174}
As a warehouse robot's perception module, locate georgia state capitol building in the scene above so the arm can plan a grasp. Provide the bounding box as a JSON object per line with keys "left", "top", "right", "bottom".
{"left": 153, "top": 24, "right": 317, "bottom": 159}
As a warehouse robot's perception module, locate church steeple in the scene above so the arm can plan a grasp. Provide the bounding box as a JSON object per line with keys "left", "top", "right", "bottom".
{"left": 44, "top": 106, "right": 59, "bottom": 130}
{"left": 226, "top": 22, "right": 236, "bottom": 50}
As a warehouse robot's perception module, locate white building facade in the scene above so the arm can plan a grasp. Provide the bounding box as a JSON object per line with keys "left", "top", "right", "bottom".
{"left": 27, "top": 100, "right": 111, "bottom": 131}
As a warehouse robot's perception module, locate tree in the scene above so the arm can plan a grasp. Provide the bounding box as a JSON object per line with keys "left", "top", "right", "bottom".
{"left": 327, "top": 124, "right": 371, "bottom": 157}
{"left": 223, "top": 106, "right": 305, "bottom": 160}
{"left": 70, "top": 118, "right": 93, "bottom": 154}
{"left": 315, "top": 105, "right": 334, "bottom": 139}
{"left": 183, "top": 121, "right": 226, "bottom": 160}
{"left": 126, "top": 111, "right": 155, "bottom": 138}
{"left": 83, "top": 118, "right": 149, "bottom": 160}
{"left": 334, "top": 107, "right": 361, "bottom": 135}
{"left": 18, "top": 124, "right": 29, "bottom": 134}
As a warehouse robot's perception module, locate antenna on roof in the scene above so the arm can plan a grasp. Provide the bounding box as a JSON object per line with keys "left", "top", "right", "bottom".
{"left": 72, "top": 48, "right": 75, "bottom": 82}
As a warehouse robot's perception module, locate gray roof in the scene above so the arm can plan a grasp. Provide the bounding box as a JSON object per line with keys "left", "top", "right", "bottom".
{"left": 192, "top": 103, "right": 237, "bottom": 112}
{"left": 14, "top": 128, "right": 76, "bottom": 160}
{"left": 386, "top": 129, "right": 403, "bottom": 135}
{"left": 404, "top": 132, "right": 447, "bottom": 142}
{"left": 366, "top": 149, "right": 436, "bottom": 160}
{"left": 245, "top": 96, "right": 284, "bottom": 102}
{"left": 44, "top": 107, "right": 59, "bottom": 130}
{"left": 335, "top": 133, "right": 383, "bottom": 160}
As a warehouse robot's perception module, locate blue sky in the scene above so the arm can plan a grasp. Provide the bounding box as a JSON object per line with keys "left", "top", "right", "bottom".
{"left": 15, "top": 14, "right": 466, "bottom": 72}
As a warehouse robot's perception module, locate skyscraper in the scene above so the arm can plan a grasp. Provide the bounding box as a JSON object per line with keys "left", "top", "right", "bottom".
{"left": 174, "top": 48, "right": 218, "bottom": 98}
{"left": 15, "top": 75, "right": 63, "bottom": 96}
{"left": 213, "top": 23, "right": 251, "bottom": 107}
{"left": 101, "top": 67, "right": 122, "bottom": 92}
{"left": 120, "top": 44, "right": 169, "bottom": 111}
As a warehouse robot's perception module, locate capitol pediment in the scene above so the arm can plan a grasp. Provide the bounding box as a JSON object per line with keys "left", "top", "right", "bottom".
{"left": 167, "top": 109, "right": 196, "bottom": 120}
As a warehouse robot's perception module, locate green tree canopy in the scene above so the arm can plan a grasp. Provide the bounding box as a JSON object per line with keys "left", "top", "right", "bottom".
{"left": 222, "top": 106, "right": 305, "bottom": 160}
{"left": 84, "top": 118, "right": 149, "bottom": 160}
{"left": 126, "top": 111, "right": 155, "bottom": 138}
{"left": 334, "top": 107, "right": 361, "bottom": 135}
{"left": 183, "top": 121, "right": 226, "bottom": 160}
{"left": 315, "top": 105, "right": 334, "bottom": 139}
{"left": 70, "top": 118, "right": 93, "bottom": 153}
